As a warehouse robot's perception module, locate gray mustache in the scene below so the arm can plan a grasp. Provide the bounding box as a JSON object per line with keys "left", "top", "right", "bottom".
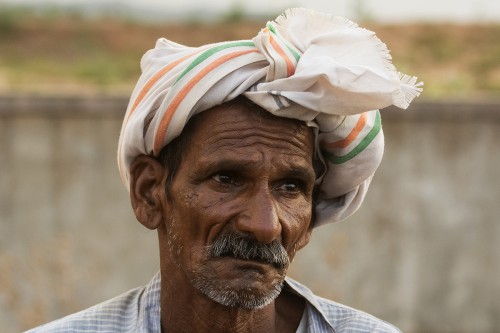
{"left": 209, "top": 233, "right": 290, "bottom": 270}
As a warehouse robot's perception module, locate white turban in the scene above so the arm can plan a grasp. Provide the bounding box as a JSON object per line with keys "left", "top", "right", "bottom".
{"left": 118, "top": 8, "right": 423, "bottom": 227}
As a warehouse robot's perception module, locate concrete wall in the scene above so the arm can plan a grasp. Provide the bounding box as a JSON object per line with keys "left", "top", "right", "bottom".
{"left": 0, "top": 96, "right": 499, "bottom": 332}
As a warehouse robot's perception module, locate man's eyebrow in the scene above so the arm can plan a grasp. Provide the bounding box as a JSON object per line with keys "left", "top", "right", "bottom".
{"left": 282, "top": 166, "right": 316, "bottom": 182}
{"left": 198, "top": 156, "right": 315, "bottom": 180}
{"left": 197, "top": 157, "right": 260, "bottom": 173}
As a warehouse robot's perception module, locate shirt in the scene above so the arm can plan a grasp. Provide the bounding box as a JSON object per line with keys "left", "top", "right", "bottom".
{"left": 26, "top": 273, "right": 401, "bottom": 333}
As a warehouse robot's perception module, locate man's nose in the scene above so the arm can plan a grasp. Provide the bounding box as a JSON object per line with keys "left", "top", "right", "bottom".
{"left": 235, "top": 186, "right": 281, "bottom": 244}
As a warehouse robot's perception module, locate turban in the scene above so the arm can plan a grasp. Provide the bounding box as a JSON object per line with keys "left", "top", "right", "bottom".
{"left": 118, "top": 8, "right": 422, "bottom": 227}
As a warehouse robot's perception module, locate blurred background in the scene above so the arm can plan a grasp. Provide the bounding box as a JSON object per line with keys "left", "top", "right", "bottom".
{"left": 0, "top": 0, "right": 499, "bottom": 332}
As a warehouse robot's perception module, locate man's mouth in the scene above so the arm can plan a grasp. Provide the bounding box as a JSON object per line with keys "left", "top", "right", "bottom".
{"left": 209, "top": 233, "right": 289, "bottom": 270}
{"left": 218, "top": 252, "right": 280, "bottom": 268}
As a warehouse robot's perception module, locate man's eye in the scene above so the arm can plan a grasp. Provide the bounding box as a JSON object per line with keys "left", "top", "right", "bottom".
{"left": 211, "top": 173, "right": 240, "bottom": 185}
{"left": 277, "top": 180, "right": 303, "bottom": 193}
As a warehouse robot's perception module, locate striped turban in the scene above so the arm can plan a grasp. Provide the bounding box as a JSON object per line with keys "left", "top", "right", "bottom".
{"left": 118, "top": 8, "right": 423, "bottom": 227}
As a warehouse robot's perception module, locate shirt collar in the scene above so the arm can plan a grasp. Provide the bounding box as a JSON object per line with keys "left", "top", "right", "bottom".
{"left": 139, "top": 272, "right": 162, "bottom": 333}
{"left": 142, "top": 273, "right": 335, "bottom": 333}
{"left": 285, "top": 276, "right": 336, "bottom": 333}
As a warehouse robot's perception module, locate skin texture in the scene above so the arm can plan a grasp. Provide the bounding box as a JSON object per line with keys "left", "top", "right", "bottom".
{"left": 129, "top": 99, "right": 316, "bottom": 333}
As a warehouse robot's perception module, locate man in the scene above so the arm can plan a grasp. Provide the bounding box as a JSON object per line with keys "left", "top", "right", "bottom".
{"left": 29, "top": 8, "right": 422, "bottom": 333}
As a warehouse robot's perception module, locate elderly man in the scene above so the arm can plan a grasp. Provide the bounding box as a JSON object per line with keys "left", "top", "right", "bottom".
{"left": 29, "top": 8, "right": 422, "bottom": 333}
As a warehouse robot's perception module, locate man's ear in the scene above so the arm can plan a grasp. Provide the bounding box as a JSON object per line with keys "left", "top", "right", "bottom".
{"left": 129, "top": 155, "right": 166, "bottom": 230}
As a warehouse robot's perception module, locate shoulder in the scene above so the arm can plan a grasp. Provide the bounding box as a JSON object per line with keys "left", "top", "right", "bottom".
{"left": 25, "top": 286, "right": 146, "bottom": 333}
{"left": 313, "top": 295, "right": 402, "bottom": 333}
{"left": 285, "top": 277, "right": 402, "bottom": 333}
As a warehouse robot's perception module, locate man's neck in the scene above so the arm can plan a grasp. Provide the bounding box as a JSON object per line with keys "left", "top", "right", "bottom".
{"left": 159, "top": 276, "right": 305, "bottom": 333}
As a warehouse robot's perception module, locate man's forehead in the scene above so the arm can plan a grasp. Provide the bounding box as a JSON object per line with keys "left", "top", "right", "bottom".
{"left": 194, "top": 98, "right": 309, "bottom": 133}
{"left": 178, "top": 100, "right": 317, "bottom": 184}
{"left": 187, "top": 99, "right": 314, "bottom": 153}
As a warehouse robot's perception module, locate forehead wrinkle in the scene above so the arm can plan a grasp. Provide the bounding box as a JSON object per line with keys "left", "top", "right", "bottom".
{"left": 196, "top": 153, "right": 265, "bottom": 174}
{"left": 201, "top": 127, "right": 313, "bottom": 157}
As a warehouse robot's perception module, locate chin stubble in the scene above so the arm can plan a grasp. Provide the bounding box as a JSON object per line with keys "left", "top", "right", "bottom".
{"left": 165, "top": 217, "right": 291, "bottom": 309}
{"left": 193, "top": 275, "right": 284, "bottom": 310}
{"left": 193, "top": 233, "right": 290, "bottom": 309}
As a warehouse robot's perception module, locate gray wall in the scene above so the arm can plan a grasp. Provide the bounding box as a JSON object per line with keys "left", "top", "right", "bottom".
{"left": 0, "top": 97, "right": 499, "bottom": 332}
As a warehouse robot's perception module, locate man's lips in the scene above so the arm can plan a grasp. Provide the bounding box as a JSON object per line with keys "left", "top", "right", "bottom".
{"left": 214, "top": 256, "right": 276, "bottom": 275}
{"left": 215, "top": 254, "right": 282, "bottom": 269}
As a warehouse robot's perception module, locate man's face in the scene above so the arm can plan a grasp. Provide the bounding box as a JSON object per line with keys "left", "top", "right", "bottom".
{"left": 159, "top": 101, "right": 316, "bottom": 309}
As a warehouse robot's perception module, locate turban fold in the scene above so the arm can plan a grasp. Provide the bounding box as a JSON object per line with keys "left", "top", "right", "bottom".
{"left": 118, "top": 8, "right": 423, "bottom": 226}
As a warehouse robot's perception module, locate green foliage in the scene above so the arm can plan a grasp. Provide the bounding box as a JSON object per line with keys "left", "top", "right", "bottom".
{"left": 0, "top": 6, "right": 26, "bottom": 36}
{"left": 0, "top": 11, "right": 498, "bottom": 99}
{"left": 414, "top": 26, "right": 460, "bottom": 63}
{"left": 471, "top": 43, "right": 500, "bottom": 92}
{"left": 351, "top": 0, "right": 374, "bottom": 23}
{"left": 220, "top": 3, "right": 245, "bottom": 24}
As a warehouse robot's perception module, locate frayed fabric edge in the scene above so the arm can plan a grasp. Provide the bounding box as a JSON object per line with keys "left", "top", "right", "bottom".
{"left": 271, "top": 7, "right": 424, "bottom": 110}
{"left": 395, "top": 73, "right": 424, "bottom": 109}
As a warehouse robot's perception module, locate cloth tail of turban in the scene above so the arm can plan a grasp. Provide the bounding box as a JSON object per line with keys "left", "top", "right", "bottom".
{"left": 117, "top": 8, "right": 423, "bottom": 227}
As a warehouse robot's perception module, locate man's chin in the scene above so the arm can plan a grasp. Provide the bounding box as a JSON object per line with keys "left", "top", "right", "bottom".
{"left": 188, "top": 248, "right": 290, "bottom": 309}
{"left": 191, "top": 259, "right": 287, "bottom": 309}
{"left": 192, "top": 273, "right": 285, "bottom": 309}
